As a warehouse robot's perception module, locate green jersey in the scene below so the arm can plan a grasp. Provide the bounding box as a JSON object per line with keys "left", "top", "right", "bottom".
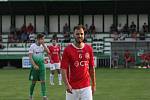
{"left": 29, "top": 43, "right": 45, "bottom": 70}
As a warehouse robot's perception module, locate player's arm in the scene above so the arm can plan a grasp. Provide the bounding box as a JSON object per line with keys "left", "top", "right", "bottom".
{"left": 48, "top": 52, "right": 54, "bottom": 64}
{"left": 89, "top": 66, "right": 96, "bottom": 95}
{"left": 89, "top": 46, "right": 96, "bottom": 95}
{"left": 47, "top": 52, "right": 51, "bottom": 60}
{"left": 43, "top": 44, "right": 50, "bottom": 54}
{"left": 61, "top": 47, "right": 72, "bottom": 93}
{"left": 29, "top": 53, "right": 39, "bottom": 70}
{"left": 61, "top": 69, "right": 72, "bottom": 94}
{"left": 47, "top": 47, "right": 54, "bottom": 64}
{"left": 59, "top": 47, "right": 62, "bottom": 61}
{"left": 41, "top": 41, "right": 50, "bottom": 54}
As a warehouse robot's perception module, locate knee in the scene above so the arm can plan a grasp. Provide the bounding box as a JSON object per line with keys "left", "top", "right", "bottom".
{"left": 41, "top": 80, "right": 45, "bottom": 83}
{"left": 51, "top": 71, "right": 55, "bottom": 74}
{"left": 32, "top": 81, "right": 36, "bottom": 84}
{"left": 57, "top": 69, "right": 61, "bottom": 74}
{"left": 57, "top": 71, "right": 61, "bottom": 74}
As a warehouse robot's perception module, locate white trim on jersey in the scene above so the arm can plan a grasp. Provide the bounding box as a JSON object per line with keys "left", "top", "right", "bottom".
{"left": 71, "top": 43, "right": 85, "bottom": 49}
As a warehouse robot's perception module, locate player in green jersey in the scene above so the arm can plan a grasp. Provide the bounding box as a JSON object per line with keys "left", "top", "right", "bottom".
{"left": 29, "top": 33, "right": 49, "bottom": 100}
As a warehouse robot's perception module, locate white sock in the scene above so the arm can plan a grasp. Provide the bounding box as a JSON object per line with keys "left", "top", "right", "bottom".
{"left": 50, "top": 74, "right": 54, "bottom": 83}
{"left": 58, "top": 74, "right": 62, "bottom": 82}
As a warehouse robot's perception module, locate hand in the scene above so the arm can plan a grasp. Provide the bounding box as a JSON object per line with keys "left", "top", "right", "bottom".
{"left": 50, "top": 60, "right": 54, "bottom": 64}
{"left": 66, "top": 84, "right": 73, "bottom": 94}
{"left": 92, "top": 84, "right": 96, "bottom": 95}
{"left": 34, "top": 64, "right": 39, "bottom": 70}
{"left": 41, "top": 40, "right": 45, "bottom": 45}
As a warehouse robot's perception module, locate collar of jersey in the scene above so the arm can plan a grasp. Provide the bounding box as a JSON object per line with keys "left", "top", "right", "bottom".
{"left": 71, "top": 43, "right": 85, "bottom": 49}
{"left": 35, "top": 42, "right": 41, "bottom": 46}
{"left": 52, "top": 44, "right": 57, "bottom": 47}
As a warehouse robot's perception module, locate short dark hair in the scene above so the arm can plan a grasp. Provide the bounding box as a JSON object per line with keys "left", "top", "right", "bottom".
{"left": 37, "top": 33, "right": 44, "bottom": 39}
{"left": 73, "top": 25, "right": 85, "bottom": 31}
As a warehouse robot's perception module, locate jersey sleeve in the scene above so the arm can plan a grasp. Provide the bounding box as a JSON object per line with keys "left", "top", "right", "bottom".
{"left": 58, "top": 46, "right": 61, "bottom": 56}
{"left": 29, "top": 44, "right": 34, "bottom": 54}
{"left": 89, "top": 46, "right": 95, "bottom": 68}
{"left": 58, "top": 46, "right": 61, "bottom": 52}
{"left": 61, "top": 47, "right": 69, "bottom": 69}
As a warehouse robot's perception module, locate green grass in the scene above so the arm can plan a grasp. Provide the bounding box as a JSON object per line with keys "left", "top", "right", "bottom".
{"left": 0, "top": 68, "right": 150, "bottom": 100}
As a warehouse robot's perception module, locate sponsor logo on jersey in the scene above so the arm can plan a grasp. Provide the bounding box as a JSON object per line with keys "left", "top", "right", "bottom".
{"left": 74, "top": 60, "right": 89, "bottom": 67}
{"left": 35, "top": 51, "right": 43, "bottom": 54}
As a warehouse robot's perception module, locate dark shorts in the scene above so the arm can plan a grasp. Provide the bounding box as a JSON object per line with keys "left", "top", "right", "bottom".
{"left": 29, "top": 68, "right": 46, "bottom": 81}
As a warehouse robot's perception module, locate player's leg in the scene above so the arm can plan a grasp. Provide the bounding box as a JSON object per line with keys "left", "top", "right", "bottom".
{"left": 80, "top": 86, "right": 92, "bottom": 100}
{"left": 29, "top": 68, "right": 39, "bottom": 100}
{"left": 125, "top": 60, "right": 128, "bottom": 68}
{"left": 116, "top": 59, "right": 119, "bottom": 68}
{"left": 66, "top": 89, "right": 79, "bottom": 100}
{"left": 41, "top": 81, "right": 48, "bottom": 100}
{"left": 55, "top": 63, "right": 62, "bottom": 85}
{"left": 50, "top": 70, "right": 55, "bottom": 85}
{"left": 111, "top": 60, "right": 114, "bottom": 68}
{"left": 114, "top": 60, "right": 117, "bottom": 68}
{"left": 145, "top": 60, "right": 149, "bottom": 68}
{"left": 49, "top": 63, "right": 55, "bottom": 85}
{"left": 148, "top": 61, "right": 150, "bottom": 68}
{"left": 148, "top": 57, "right": 150, "bottom": 68}
{"left": 57, "top": 69, "right": 62, "bottom": 85}
{"left": 40, "top": 70, "right": 48, "bottom": 100}
{"left": 29, "top": 81, "right": 36, "bottom": 100}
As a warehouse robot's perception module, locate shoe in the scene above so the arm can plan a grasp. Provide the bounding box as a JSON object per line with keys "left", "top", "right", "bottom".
{"left": 50, "top": 82, "right": 55, "bottom": 85}
{"left": 29, "top": 96, "right": 33, "bottom": 100}
{"left": 59, "top": 81, "right": 62, "bottom": 85}
{"left": 42, "top": 96, "right": 48, "bottom": 100}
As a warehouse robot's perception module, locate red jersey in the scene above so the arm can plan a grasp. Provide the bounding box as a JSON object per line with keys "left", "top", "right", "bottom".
{"left": 61, "top": 43, "right": 94, "bottom": 89}
{"left": 124, "top": 51, "right": 131, "bottom": 59}
{"left": 145, "top": 54, "right": 150, "bottom": 61}
{"left": 48, "top": 45, "right": 61, "bottom": 63}
{"left": 141, "top": 53, "right": 150, "bottom": 61}
{"left": 140, "top": 53, "right": 146, "bottom": 60}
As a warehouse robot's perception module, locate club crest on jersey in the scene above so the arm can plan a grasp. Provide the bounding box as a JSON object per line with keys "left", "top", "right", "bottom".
{"left": 85, "top": 53, "right": 90, "bottom": 59}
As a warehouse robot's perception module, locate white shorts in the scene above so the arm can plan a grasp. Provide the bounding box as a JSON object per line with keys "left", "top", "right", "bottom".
{"left": 50, "top": 63, "right": 60, "bottom": 70}
{"left": 66, "top": 86, "right": 92, "bottom": 100}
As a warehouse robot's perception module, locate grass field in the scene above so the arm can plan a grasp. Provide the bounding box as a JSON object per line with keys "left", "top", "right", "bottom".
{"left": 0, "top": 68, "right": 150, "bottom": 100}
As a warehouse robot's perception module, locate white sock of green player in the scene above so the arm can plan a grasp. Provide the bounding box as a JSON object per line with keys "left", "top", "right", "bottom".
{"left": 58, "top": 74, "right": 62, "bottom": 85}
{"left": 50, "top": 74, "right": 54, "bottom": 85}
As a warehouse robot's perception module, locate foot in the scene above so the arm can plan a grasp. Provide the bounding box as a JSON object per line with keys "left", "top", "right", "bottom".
{"left": 59, "top": 81, "right": 62, "bottom": 85}
{"left": 50, "top": 82, "right": 55, "bottom": 85}
{"left": 42, "top": 96, "right": 48, "bottom": 100}
{"left": 29, "top": 96, "right": 33, "bottom": 100}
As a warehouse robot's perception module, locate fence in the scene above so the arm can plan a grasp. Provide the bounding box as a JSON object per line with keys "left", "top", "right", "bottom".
{"left": 110, "top": 41, "right": 150, "bottom": 68}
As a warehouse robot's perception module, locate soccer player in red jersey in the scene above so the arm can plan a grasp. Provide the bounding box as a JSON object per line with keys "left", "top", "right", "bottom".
{"left": 48, "top": 39, "right": 62, "bottom": 85}
{"left": 141, "top": 53, "right": 150, "bottom": 68}
{"left": 124, "top": 50, "right": 133, "bottom": 68}
{"left": 61, "top": 25, "right": 96, "bottom": 100}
